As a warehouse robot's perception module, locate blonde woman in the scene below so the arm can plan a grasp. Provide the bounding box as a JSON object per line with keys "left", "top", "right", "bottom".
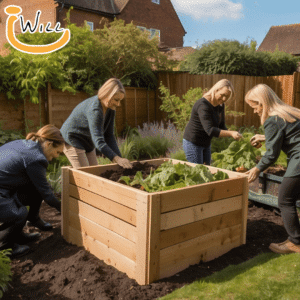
{"left": 0, "top": 125, "right": 64, "bottom": 257}
{"left": 183, "top": 79, "right": 242, "bottom": 165}
{"left": 245, "top": 84, "right": 300, "bottom": 254}
{"left": 61, "top": 78, "right": 132, "bottom": 169}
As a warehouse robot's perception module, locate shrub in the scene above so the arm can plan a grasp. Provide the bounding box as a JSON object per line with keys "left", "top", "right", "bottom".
{"left": 180, "top": 39, "right": 298, "bottom": 76}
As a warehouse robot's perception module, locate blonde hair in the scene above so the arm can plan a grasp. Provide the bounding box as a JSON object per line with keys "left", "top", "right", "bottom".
{"left": 97, "top": 78, "right": 125, "bottom": 105}
{"left": 203, "top": 79, "right": 235, "bottom": 103}
{"left": 245, "top": 84, "right": 300, "bottom": 124}
{"left": 26, "top": 124, "right": 65, "bottom": 147}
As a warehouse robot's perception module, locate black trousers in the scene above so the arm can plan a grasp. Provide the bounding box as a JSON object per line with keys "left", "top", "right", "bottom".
{"left": 0, "top": 184, "right": 43, "bottom": 248}
{"left": 278, "top": 175, "right": 300, "bottom": 245}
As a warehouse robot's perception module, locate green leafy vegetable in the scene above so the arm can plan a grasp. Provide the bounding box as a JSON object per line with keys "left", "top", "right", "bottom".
{"left": 120, "top": 160, "right": 229, "bottom": 192}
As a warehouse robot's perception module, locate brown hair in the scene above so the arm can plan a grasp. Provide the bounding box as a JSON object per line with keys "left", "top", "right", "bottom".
{"left": 26, "top": 124, "right": 65, "bottom": 147}
{"left": 97, "top": 78, "right": 125, "bottom": 105}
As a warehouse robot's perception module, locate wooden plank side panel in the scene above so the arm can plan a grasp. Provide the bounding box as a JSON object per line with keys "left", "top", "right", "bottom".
{"left": 69, "top": 211, "right": 136, "bottom": 261}
{"left": 160, "top": 209, "right": 242, "bottom": 249}
{"left": 241, "top": 177, "right": 249, "bottom": 244}
{"left": 68, "top": 227, "right": 136, "bottom": 280}
{"left": 69, "top": 169, "right": 139, "bottom": 210}
{"left": 61, "top": 167, "right": 71, "bottom": 241}
{"left": 69, "top": 184, "right": 137, "bottom": 225}
{"left": 161, "top": 195, "right": 243, "bottom": 230}
{"left": 68, "top": 197, "right": 137, "bottom": 243}
{"left": 159, "top": 224, "right": 242, "bottom": 280}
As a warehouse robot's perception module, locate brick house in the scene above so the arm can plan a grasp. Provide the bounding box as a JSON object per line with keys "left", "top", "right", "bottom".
{"left": 0, "top": 0, "right": 186, "bottom": 54}
{"left": 258, "top": 23, "right": 300, "bottom": 56}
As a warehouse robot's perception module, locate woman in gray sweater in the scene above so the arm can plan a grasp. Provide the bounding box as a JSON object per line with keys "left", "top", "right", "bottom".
{"left": 60, "top": 78, "right": 132, "bottom": 169}
{"left": 246, "top": 84, "right": 300, "bottom": 254}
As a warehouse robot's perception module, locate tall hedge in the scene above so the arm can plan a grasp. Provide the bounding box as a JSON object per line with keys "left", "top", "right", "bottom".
{"left": 180, "top": 39, "right": 299, "bottom": 76}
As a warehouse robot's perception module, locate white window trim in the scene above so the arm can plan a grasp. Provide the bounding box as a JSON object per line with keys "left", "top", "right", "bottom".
{"left": 86, "top": 21, "right": 94, "bottom": 31}
{"left": 152, "top": 0, "right": 160, "bottom": 4}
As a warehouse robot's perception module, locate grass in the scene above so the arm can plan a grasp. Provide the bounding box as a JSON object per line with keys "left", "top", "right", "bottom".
{"left": 159, "top": 253, "right": 300, "bottom": 300}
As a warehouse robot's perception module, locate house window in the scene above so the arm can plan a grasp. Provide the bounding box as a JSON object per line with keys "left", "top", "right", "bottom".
{"left": 150, "top": 28, "right": 160, "bottom": 41}
{"left": 137, "top": 26, "right": 146, "bottom": 32}
{"left": 86, "top": 21, "right": 94, "bottom": 31}
{"left": 152, "top": 0, "right": 160, "bottom": 4}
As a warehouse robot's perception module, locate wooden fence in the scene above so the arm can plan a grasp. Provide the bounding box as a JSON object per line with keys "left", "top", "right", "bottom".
{"left": 1, "top": 72, "right": 300, "bottom": 133}
{"left": 157, "top": 72, "right": 300, "bottom": 128}
{"left": 47, "top": 84, "right": 157, "bottom": 134}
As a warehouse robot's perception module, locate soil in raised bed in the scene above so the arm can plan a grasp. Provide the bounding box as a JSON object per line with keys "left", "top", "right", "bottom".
{"left": 2, "top": 170, "right": 289, "bottom": 300}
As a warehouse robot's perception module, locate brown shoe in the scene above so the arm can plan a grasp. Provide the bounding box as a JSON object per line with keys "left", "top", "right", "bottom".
{"left": 269, "top": 239, "right": 300, "bottom": 254}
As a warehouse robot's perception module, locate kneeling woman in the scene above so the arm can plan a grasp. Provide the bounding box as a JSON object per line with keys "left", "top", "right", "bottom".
{"left": 0, "top": 125, "right": 63, "bottom": 257}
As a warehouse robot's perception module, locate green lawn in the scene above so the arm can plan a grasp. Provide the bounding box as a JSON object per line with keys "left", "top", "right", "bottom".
{"left": 159, "top": 252, "right": 300, "bottom": 300}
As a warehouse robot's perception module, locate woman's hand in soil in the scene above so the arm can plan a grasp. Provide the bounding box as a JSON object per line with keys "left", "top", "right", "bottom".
{"left": 250, "top": 134, "right": 265, "bottom": 148}
{"left": 113, "top": 156, "right": 133, "bottom": 169}
{"left": 231, "top": 131, "right": 243, "bottom": 140}
{"left": 245, "top": 167, "right": 260, "bottom": 183}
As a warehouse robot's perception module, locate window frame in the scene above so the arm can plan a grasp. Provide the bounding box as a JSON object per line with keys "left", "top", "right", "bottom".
{"left": 86, "top": 21, "right": 94, "bottom": 32}
{"left": 152, "top": 0, "right": 160, "bottom": 4}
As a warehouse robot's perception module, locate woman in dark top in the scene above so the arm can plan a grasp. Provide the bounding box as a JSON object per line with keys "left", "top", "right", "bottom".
{"left": 246, "top": 84, "right": 300, "bottom": 254}
{"left": 183, "top": 79, "right": 242, "bottom": 165}
{"left": 61, "top": 78, "right": 132, "bottom": 169}
{"left": 0, "top": 125, "right": 63, "bottom": 257}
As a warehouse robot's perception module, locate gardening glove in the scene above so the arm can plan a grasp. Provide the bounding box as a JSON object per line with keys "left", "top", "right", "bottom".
{"left": 113, "top": 156, "right": 133, "bottom": 169}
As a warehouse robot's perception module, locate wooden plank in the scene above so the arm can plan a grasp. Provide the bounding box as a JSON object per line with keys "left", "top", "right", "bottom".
{"left": 69, "top": 169, "right": 139, "bottom": 209}
{"left": 240, "top": 177, "right": 249, "bottom": 244}
{"left": 160, "top": 225, "right": 241, "bottom": 278}
{"left": 135, "top": 193, "right": 150, "bottom": 285}
{"left": 69, "top": 211, "right": 136, "bottom": 261}
{"left": 69, "top": 184, "right": 136, "bottom": 225}
{"left": 161, "top": 195, "right": 243, "bottom": 230}
{"left": 160, "top": 209, "right": 242, "bottom": 249}
{"left": 147, "top": 194, "right": 161, "bottom": 283}
{"left": 159, "top": 178, "right": 244, "bottom": 213}
{"left": 159, "top": 238, "right": 241, "bottom": 280}
{"left": 69, "top": 196, "right": 137, "bottom": 243}
{"left": 68, "top": 227, "right": 136, "bottom": 280}
{"left": 61, "top": 167, "right": 70, "bottom": 241}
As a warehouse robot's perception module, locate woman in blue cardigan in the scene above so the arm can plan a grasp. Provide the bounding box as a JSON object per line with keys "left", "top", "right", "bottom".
{"left": 0, "top": 125, "right": 64, "bottom": 257}
{"left": 61, "top": 78, "right": 132, "bottom": 169}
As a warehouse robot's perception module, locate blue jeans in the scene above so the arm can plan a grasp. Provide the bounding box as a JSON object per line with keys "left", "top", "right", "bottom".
{"left": 183, "top": 139, "right": 211, "bottom": 165}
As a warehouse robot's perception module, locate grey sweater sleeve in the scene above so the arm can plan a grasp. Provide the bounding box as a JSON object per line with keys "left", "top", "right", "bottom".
{"left": 87, "top": 107, "right": 119, "bottom": 161}
{"left": 256, "top": 117, "right": 284, "bottom": 172}
{"left": 26, "top": 161, "right": 61, "bottom": 212}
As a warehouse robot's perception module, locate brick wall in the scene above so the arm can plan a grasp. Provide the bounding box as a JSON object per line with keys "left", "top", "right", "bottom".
{"left": 119, "top": 0, "right": 185, "bottom": 48}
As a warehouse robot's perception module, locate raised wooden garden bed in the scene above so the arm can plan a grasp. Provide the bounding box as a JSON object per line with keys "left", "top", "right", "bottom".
{"left": 61, "top": 158, "right": 249, "bottom": 285}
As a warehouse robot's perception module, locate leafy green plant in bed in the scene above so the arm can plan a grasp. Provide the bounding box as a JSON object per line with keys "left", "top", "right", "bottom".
{"left": 0, "top": 126, "right": 24, "bottom": 147}
{"left": 119, "top": 160, "right": 229, "bottom": 192}
{"left": 211, "top": 132, "right": 261, "bottom": 171}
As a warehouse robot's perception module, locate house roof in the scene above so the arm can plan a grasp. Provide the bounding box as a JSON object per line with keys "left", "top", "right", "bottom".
{"left": 55, "top": 0, "right": 130, "bottom": 15}
{"left": 258, "top": 23, "right": 300, "bottom": 55}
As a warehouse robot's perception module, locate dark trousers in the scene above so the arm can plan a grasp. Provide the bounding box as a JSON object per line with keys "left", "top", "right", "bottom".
{"left": 278, "top": 176, "right": 300, "bottom": 245}
{"left": 0, "top": 184, "right": 43, "bottom": 248}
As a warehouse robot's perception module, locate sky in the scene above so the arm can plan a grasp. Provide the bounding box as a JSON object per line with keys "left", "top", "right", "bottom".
{"left": 171, "top": 0, "right": 300, "bottom": 49}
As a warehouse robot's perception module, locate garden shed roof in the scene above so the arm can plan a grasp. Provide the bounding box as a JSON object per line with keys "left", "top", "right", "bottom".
{"left": 258, "top": 23, "right": 300, "bottom": 55}
{"left": 55, "top": 0, "right": 130, "bottom": 15}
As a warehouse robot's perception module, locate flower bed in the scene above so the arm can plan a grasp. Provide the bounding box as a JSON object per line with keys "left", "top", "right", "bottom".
{"left": 61, "top": 158, "right": 249, "bottom": 284}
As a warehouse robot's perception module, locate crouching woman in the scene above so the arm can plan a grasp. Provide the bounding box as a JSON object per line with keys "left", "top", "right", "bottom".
{"left": 0, "top": 125, "right": 64, "bottom": 257}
